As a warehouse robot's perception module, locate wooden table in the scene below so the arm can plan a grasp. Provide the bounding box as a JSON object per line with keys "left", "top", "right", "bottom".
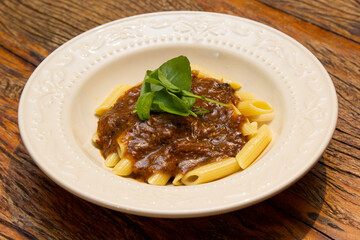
{"left": 1, "top": 0, "right": 359, "bottom": 239}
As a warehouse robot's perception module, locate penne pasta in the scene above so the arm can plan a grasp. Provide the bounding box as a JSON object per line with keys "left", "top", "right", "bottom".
{"left": 104, "top": 152, "right": 120, "bottom": 167}
{"left": 248, "top": 112, "right": 275, "bottom": 122}
{"left": 148, "top": 172, "right": 171, "bottom": 186}
{"left": 92, "top": 132, "right": 100, "bottom": 147}
{"left": 172, "top": 173, "right": 184, "bottom": 186}
{"left": 235, "top": 91, "right": 256, "bottom": 101}
{"left": 117, "top": 135, "right": 127, "bottom": 158}
{"left": 236, "top": 124, "right": 272, "bottom": 169}
{"left": 116, "top": 146, "right": 122, "bottom": 159}
{"left": 112, "top": 158, "right": 133, "bottom": 176}
{"left": 230, "top": 103, "right": 241, "bottom": 116}
{"left": 181, "top": 157, "right": 240, "bottom": 185}
{"left": 112, "top": 135, "right": 133, "bottom": 176}
{"left": 95, "top": 84, "right": 132, "bottom": 116}
{"left": 241, "top": 121, "right": 258, "bottom": 136}
{"left": 190, "top": 64, "right": 242, "bottom": 90}
{"left": 236, "top": 100, "right": 273, "bottom": 116}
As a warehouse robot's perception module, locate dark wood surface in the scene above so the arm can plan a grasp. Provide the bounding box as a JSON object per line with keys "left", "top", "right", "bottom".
{"left": 1, "top": 0, "right": 359, "bottom": 239}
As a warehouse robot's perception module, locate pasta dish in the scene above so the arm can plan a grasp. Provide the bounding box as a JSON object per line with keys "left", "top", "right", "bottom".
{"left": 93, "top": 56, "right": 274, "bottom": 185}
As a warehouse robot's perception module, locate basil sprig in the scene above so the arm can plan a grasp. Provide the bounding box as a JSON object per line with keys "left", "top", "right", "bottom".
{"left": 134, "top": 56, "right": 229, "bottom": 120}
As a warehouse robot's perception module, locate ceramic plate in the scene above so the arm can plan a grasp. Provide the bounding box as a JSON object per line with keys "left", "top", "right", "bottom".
{"left": 18, "top": 11, "right": 337, "bottom": 218}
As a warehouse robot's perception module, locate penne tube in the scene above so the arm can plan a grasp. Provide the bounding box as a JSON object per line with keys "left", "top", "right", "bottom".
{"left": 248, "top": 112, "right": 275, "bottom": 122}
{"left": 148, "top": 172, "right": 171, "bottom": 186}
{"left": 190, "top": 64, "right": 242, "bottom": 90}
{"left": 235, "top": 91, "right": 256, "bottom": 101}
{"left": 181, "top": 157, "right": 240, "bottom": 185}
{"left": 230, "top": 103, "right": 241, "bottom": 116}
{"left": 92, "top": 132, "right": 100, "bottom": 147}
{"left": 172, "top": 173, "right": 184, "bottom": 186}
{"left": 241, "top": 121, "right": 258, "bottom": 136}
{"left": 117, "top": 135, "right": 127, "bottom": 158}
{"left": 117, "top": 146, "right": 122, "bottom": 158}
{"left": 236, "top": 100, "right": 273, "bottom": 116}
{"left": 236, "top": 124, "right": 272, "bottom": 169}
{"left": 104, "top": 152, "right": 120, "bottom": 168}
{"left": 95, "top": 84, "right": 132, "bottom": 116}
{"left": 112, "top": 158, "right": 133, "bottom": 176}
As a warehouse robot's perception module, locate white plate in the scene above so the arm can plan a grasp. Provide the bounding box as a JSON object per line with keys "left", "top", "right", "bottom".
{"left": 18, "top": 11, "right": 337, "bottom": 218}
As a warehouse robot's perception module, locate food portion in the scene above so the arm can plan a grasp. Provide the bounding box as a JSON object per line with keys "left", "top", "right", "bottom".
{"left": 93, "top": 56, "right": 274, "bottom": 185}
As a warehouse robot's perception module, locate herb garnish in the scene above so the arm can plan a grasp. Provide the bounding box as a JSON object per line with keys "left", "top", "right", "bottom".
{"left": 134, "top": 56, "right": 229, "bottom": 120}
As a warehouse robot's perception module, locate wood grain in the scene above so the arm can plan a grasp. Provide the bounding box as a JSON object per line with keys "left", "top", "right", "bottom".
{"left": 0, "top": 0, "right": 359, "bottom": 239}
{"left": 258, "top": 0, "right": 360, "bottom": 43}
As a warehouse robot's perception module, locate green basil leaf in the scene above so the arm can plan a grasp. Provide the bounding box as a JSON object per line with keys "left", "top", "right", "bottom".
{"left": 150, "top": 103, "right": 165, "bottom": 113}
{"left": 144, "top": 77, "right": 162, "bottom": 85}
{"left": 181, "top": 96, "right": 196, "bottom": 107}
{"left": 141, "top": 72, "right": 152, "bottom": 95}
{"left": 140, "top": 80, "right": 151, "bottom": 95}
{"left": 145, "top": 69, "right": 158, "bottom": 79}
{"left": 142, "top": 70, "right": 163, "bottom": 94}
{"left": 157, "top": 70, "right": 182, "bottom": 93}
{"left": 135, "top": 56, "right": 230, "bottom": 120}
{"left": 145, "top": 75, "right": 180, "bottom": 93}
{"left": 143, "top": 77, "right": 163, "bottom": 91}
{"left": 159, "top": 56, "right": 191, "bottom": 91}
{"left": 152, "top": 89, "right": 196, "bottom": 117}
{"left": 135, "top": 92, "right": 154, "bottom": 120}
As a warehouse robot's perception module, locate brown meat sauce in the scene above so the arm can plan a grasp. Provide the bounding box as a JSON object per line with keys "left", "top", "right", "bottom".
{"left": 97, "top": 72, "right": 247, "bottom": 181}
